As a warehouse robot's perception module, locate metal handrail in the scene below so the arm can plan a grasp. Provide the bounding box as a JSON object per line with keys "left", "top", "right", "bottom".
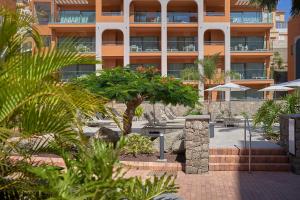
{"left": 244, "top": 117, "right": 252, "bottom": 173}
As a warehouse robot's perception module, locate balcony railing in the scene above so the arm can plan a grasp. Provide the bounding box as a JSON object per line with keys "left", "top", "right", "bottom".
{"left": 231, "top": 41, "right": 267, "bottom": 52}
{"left": 58, "top": 42, "right": 95, "bottom": 53}
{"left": 130, "top": 41, "right": 160, "bottom": 52}
{"left": 102, "top": 12, "right": 123, "bottom": 16}
{"left": 167, "top": 41, "right": 198, "bottom": 52}
{"left": 167, "top": 12, "right": 197, "bottom": 23}
{"left": 52, "top": 11, "right": 95, "bottom": 24}
{"left": 102, "top": 41, "right": 124, "bottom": 45}
{"left": 231, "top": 69, "right": 267, "bottom": 80}
{"left": 204, "top": 41, "right": 224, "bottom": 45}
{"left": 230, "top": 12, "right": 272, "bottom": 24}
{"left": 205, "top": 12, "right": 225, "bottom": 16}
{"left": 60, "top": 71, "right": 95, "bottom": 81}
{"left": 133, "top": 12, "right": 161, "bottom": 23}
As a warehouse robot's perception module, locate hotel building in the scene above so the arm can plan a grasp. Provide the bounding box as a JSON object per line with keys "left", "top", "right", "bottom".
{"left": 30, "top": 0, "right": 274, "bottom": 101}
{"left": 288, "top": 15, "right": 300, "bottom": 81}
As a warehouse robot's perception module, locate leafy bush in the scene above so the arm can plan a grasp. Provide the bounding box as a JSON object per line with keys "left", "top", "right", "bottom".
{"left": 123, "top": 134, "right": 153, "bottom": 156}
{"left": 134, "top": 106, "right": 144, "bottom": 119}
{"left": 26, "top": 138, "right": 177, "bottom": 200}
{"left": 254, "top": 100, "right": 281, "bottom": 134}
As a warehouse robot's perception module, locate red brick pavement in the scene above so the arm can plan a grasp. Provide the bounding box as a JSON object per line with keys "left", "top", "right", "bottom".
{"left": 126, "top": 170, "right": 300, "bottom": 200}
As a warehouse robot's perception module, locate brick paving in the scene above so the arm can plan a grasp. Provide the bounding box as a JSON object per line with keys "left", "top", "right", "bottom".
{"left": 126, "top": 170, "right": 300, "bottom": 200}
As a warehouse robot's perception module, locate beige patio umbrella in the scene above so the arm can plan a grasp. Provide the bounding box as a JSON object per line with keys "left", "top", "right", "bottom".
{"left": 258, "top": 85, "right": 294, "bottom": 99}
{"left": 206, "top": 83, "right": 250, "bottom": 115}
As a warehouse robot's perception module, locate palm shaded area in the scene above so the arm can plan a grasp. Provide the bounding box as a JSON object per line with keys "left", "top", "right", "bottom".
{"left": 0, "top": 7, "right": 177, "bottom": 199}
{"left": 250, "top": 0, "right": 300, "bottom": 16}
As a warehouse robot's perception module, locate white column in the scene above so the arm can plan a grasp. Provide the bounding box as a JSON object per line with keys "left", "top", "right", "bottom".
{"left": 160, "top": 0, "right": 168, "bottom": 76}
{"left": 96, "top": 26, "right": 102, "bottom": 71}
{"left": 224, "top": 25, "right": 231, "bottom": 101}
{"left": 198, "top": 26, "right": 205, "bottom": 101}
{"left": 123, "top": 0, "right": 130, "bottom": 66}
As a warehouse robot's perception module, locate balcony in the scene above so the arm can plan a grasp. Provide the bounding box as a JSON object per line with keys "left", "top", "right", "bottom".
{"left": 167, "top": 12, "right": 197, "bottom": 23}
{"left": 52, "top": 11, "right": 95, "bottom": 24}
{"left": 130, "top": 41, "right": 160, "bottom": 52}
{"left": 60, "top": 71, "right": 95, "bottom": 81}
{"left": 58, "top": 41, "right": 95, "bottom": 54}
{"left": 231, "top": 41, "right": 268, "bottom": 52}
{"left": 167, "top": 41, "right": 197, "bottom": 52}
{"left": 132, "top": 12, "right": 161, "bottom": 23}
{"left": 102, "top": 12, "right": 123, "bottom": 16}
{"left": 231, "top": 12, "right": 272, "bottom": 24}
{"left": 231, "top": 69, "right": 267, "bottom": 80}
{"left": 204, "top": 41, "right": 224, "bottom": 55}
{"left": 168, "top": 64, "right": 197, "bottom": 79}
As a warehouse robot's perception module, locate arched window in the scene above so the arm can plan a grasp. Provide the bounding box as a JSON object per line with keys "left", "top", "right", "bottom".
{"left": 296, "top": 39, "right": 300, "bottom": 79}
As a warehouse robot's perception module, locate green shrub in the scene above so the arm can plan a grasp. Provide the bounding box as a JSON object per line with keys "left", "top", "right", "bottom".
{"left": 123, "top": 134, "right": 153, "bottom": 156}
{"left": 134, "top": 106, "right": 144, "bottom": 119}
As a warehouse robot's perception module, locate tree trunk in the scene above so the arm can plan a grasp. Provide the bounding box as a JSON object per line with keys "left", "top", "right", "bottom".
{"left": 123, "top": 96, "right": 144, "bottom": 135}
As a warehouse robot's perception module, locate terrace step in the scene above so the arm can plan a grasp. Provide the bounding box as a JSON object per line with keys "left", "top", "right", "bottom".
{"left": 209, "top": 163, "right": 290, "bottom": 171}
{"left": 209, "top": 148, "right": 290, "bottom": 171}
{"left": 209, "top": 155, "right": 289, "bottom": 164}
{"left": 209, "top": 148, "right": 286, "bottom": 156}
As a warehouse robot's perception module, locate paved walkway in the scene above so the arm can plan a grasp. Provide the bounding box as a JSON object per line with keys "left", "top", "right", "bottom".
{"left": 126, "top": 170, "right": 300, "bottom": 200}
{"left": 210, "top": 125, "right": 281, "bottom": 149}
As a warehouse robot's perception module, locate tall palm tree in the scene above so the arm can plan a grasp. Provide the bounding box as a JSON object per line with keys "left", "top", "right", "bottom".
{"left": 250, "top": 0, "right": 300, "bottom": 16}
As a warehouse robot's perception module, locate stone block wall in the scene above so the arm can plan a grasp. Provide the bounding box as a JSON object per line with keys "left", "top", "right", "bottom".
{"left": 280, "top": 114, "right": 300, "bottom": 174}
{"left": 184, "top": 115, "right": 210, "bottom": 174}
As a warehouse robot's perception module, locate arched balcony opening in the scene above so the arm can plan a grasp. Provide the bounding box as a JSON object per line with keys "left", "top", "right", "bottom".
{"left": 130, "top": 0, "right": 161, "bottom": 24}
{"left": 102, "top": 0, "right": 123, "bottom": 16}
{"left": 167, "top": 27, "right": 198, "bottom": 52}
{"left": 204, "top": 0, "right": 225, "bottom": 17}
{"left": 167, "top": 0, "right": 198, "bottom": 23}
{"left": 102, "top": 29, "right": 124, "bottom": 69}
{"left": 204, "top": 29, "right": 225, "bottom": 56}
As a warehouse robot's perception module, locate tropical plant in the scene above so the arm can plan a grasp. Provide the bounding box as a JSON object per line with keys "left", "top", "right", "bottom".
{"left": 134, "top": 106, "right": 144, "bottom": 120}
{"left": 27, "top": 138, "right": 177, "bottom": 200}
{"left": 180, "top": 66, "right": 199, "bottom": 81}
{"left": 250, "top": 0, "right": 300, "bottom": 16}
{"left": 123, "top": 134, "right": 154, "bottom": 156}
{"left": 254, "top": 92, "right": 300, "bottom": 135}
{"left": 0, "top": 7, "right": 176, "bottom": 199}
{"left": 72, "top": 67, "right": 199, "bottom": 135}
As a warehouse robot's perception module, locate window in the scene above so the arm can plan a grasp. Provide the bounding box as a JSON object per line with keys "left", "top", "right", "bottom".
{"left": 296, "top": 39, "right": 300, "bottom": 79}
{"left": 231, "top": 36, "right": 265, "bottom": 51}
{"left": 34, "top": 3, "right": 51, "bottom": 24}
{"left": 168, "top": 63, "right": 196, "bottom": 78}
{"left": 60, "top": 64, "right": 95, "bottom": 81}
{"left": 231, "top": 89, "right": 263, "bottom": 100}
{"left": 130, "top": 37, "right": 160, "bottom": 52}
{"left": 42, "top": 36, "right": 51, "bottom": 47}
{"left": 231, "top": 63, "right": 265, "bottom": 79}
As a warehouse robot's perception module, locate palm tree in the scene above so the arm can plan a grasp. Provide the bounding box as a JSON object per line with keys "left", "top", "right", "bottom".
{"left": 250, "top": 0, "right": 300, "bottom": 16}
{"left": 0, "top": 7, "right": 177, "bottom": 199}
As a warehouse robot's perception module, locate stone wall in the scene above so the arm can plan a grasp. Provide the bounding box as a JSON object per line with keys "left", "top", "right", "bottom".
{"left": 280, "top": 114, "right": 300, "bottom": 174}
{"left": 202, "top": 100, "right": 268, "bottom": 120}
{"left": 184, "top": 115, "right": 210, "bottom": 174}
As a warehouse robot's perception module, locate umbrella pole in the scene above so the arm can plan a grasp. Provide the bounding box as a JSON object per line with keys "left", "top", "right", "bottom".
{"left": 229, "top": 89, "right": 232, "bottom": 117}
{"left": 153, "top": 103, "right": 156, "bottom": 125}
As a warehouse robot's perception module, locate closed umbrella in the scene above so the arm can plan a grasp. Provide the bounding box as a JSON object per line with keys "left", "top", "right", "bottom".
{"left": 206, "top": 83, "right": 250, "bottom": 115}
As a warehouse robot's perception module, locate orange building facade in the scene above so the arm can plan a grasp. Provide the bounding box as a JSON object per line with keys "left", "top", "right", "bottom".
{"left": 30, "top": 0, "right": 274, "bottom": 101}
{"left": 288, "top": 15, "right": 300, "bottom": 81}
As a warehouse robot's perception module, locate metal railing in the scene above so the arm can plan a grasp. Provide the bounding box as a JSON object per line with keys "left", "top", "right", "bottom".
{"left": 205, "top": 12, "right": 225, "bottom": 16}
{"left": 244, "top": 117, "right": 252, "bottom": 173}
{"left": 231, "top": 12, "right": 273, "bottom": 24}
{"left": 231, "top": 41, "right": 268, "bottom": 52}
{"left": 204, "top": 41, "right": 225, "bottom": 45}
{"left": 231, "top": 69, "right": 267, "bottom": 80}
{"left": 167, "top": 41, "right": 198, "bottom": 52}
{"left": 102, "top": 11, "right": 123, "bottom": 16}
{"left": 167, "top": 12, "right": 198, "bottom": 23}
{"left": 60, "top": 71, "right": 95, "bottom": 81}
{"left": 130, "top": 41, "right": 161, "bottom": 52}
{"left": 58, "top": 42, "right": 95, "bottom": 53}
{"left": 53, "top": 12, "right": 95, "bottom": 24}
{"left": 102, "top": 41, "right": 124, "bottom": 45}
{"left": 132, "top": 12, "right": 161, "bottom": 23}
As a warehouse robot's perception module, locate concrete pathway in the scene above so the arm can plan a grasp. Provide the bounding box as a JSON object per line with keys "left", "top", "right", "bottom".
{"left": 210, "top": 125, "right": 281, "bottom": 149}
{"left": 126, "top": 170, "right": 300, "bottom": 200}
